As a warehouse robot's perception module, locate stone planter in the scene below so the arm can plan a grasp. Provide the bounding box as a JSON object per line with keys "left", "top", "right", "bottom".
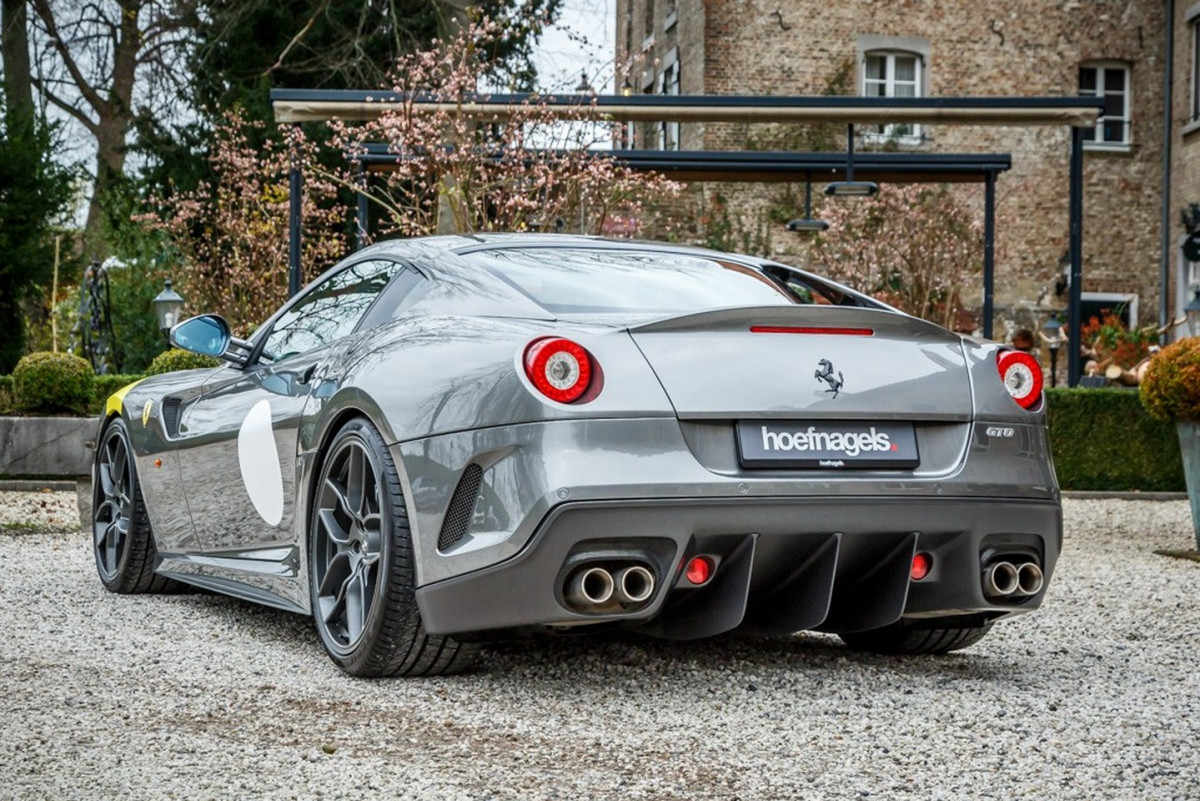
{"left": 0, "top": 416, "right": 97, "bottom": 478}
{"left": 1177, "top": 421, "right": 1200, "bottom": 550}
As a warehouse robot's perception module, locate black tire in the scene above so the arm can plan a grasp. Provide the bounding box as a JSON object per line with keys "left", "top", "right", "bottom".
{"left": 93, "top": 417, "right": 177, "bottom": 594}
{"left": 309, "top": 417, "right": 478, "bottom": 677}
{"left": 838, "top": 619, "right": 994, "bottom": 655}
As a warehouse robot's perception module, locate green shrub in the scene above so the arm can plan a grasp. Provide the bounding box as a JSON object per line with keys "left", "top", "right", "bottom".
{"left": 146, "top": 348, "right": 220, "bottom": 376}
{"left": 1047, "top": 387, "right": 1184, "bottom": 492}
{"left": 1140, "top": 338, "right": 1200, "bottom": 422}
{"left": 0, "top": 375, "right": 12, "bottom": 414}
{"left": 12, "top": 351, "right": 95, "bottom": 414}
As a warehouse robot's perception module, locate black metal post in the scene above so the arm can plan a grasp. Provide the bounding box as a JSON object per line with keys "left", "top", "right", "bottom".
{"left": 846, "top": 124, "right": 855, "bottom": 183}
{"left": 1160, "top": 0, "right": 1175, "bottom": 334}
{"left": 983, "top": 170, "right": 996, "bottom": 339}
{"left": 1048, "top": 347, "right": 1059, "bottom": 388}
{"left": 1067, "top": 125, "right": 1085, "bottom": 387}
{"left": 355, "top": 159, "right": 369, "bottom": 250}
{"left": 288, "top": 122, "right": 303, "bottom": 298}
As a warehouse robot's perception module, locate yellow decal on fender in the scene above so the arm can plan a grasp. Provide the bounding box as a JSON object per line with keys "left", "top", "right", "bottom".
{"left": 142, "top": 400, "right": 154, "bottom": 427}
{"left": 104, "top": 379, "right": 145, "bottom": 418}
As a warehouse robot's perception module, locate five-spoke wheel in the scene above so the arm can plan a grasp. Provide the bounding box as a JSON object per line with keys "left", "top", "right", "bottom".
{"left": 93, "top": 418, "right": 174, "bottom": 593}
{"left": 309, "top": 418, "right": 476, "bottom": 677}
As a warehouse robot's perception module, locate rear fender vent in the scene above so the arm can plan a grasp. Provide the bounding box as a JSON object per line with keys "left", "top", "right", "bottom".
{"left": 162, "top": 398, "right": 182, "bottom": 438}
{"left": 437, "top": 463, "right": 484, "bottom": 553}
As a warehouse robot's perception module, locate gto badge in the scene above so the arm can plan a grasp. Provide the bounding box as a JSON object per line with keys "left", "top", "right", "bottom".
{"left": 986, "top": 426, "right": 1015, "bottom": 438}
{"left": 814, "top": 359, "right": 844, "bottom": 398}
{"left": 142, "top": 400, "right": 153, "bottom": 427}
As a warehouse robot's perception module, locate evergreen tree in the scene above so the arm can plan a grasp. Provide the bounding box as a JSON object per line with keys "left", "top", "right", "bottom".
{"left": 0, "top": 100, "right": 76, "bottom": 372}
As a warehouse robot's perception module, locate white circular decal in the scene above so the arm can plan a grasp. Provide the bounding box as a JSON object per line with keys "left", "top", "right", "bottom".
{"left": 237, "top": 399, "right": 284, "bottom": 526}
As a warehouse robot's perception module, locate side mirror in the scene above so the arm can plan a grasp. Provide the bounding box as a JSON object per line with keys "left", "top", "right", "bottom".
{"left": 170, "top": 314, "right": 230, "bottom": 357}
{"left": 170, "top": 314, "right": 251, "bottom": 365}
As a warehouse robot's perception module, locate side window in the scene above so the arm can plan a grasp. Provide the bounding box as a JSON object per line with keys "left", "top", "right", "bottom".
{"left": 261, "top": 259, "right": 404, "bottom": 362}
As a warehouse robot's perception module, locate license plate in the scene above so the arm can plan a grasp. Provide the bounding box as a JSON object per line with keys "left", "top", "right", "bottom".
{"left": 736, "top": 420, "right": 919, "bottom": 469}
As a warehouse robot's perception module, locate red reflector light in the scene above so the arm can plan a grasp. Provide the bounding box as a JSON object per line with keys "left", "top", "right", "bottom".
{"left": 523, "top": 337, "right": 594, "bottom": 403}
{"left": 911, "top": 552, "right": 932, "bottom": 581}
{"left": 750, "top": 326, "right": 874, "bottom": 336}
{"left": 996, "top": 350, "right": 1044, "bottom": 410}
{"left": 685, "top": 556, "right": 714, "bottom": 585}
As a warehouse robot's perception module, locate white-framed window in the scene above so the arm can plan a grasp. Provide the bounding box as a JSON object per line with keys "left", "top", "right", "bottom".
{"left": 657, "top": 57, "right": 680, "bottom": 151}
{"left": 861, "top": 51, "right": 922, "bottom": 143}
{"left": 1079, "top": 62, "right": 1131, "bottom": 148}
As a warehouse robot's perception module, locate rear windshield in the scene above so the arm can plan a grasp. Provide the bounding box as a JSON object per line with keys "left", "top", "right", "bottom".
{"left": 468, "top": 247, "right": 841, "bottom": 315}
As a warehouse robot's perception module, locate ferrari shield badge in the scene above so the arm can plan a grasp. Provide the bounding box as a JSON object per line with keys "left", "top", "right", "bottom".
{"left": 814, "top": 359, "right": 844, "bottom": 398}
{"left": 142, "top": 400, "right": 153, "bottom": 427}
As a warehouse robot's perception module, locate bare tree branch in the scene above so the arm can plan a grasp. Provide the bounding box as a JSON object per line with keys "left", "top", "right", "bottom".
{"left": 29, "top": 0, "right": 110, "bottom": 116}
{"left": 31, "top": 75, "right": 100, "bottom": 134}
{"left": 267, "top": 0, "right": 330, "bottom": 76}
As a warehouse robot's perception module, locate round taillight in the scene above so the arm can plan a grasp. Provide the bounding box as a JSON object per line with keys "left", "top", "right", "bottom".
{"left": 996, "top": 350, "right": 1043, "bottom": 410}
{"left": 685, "top": 556, "right": 714, "bottom": 586}
{"left": 911, "top": 552, "right": 932, "bottom": 581}
{"left": 523, "top": 337, "right": 593, "bottom": 403}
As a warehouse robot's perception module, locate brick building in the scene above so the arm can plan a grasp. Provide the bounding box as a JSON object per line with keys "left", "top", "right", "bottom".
{"left": 615, "top": 0, "right": 1190, "bottom": 343}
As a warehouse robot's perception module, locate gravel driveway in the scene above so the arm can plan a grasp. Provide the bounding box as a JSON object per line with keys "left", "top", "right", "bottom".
{"left": 1, "top": 492, "right": 1198, "bottom": 800}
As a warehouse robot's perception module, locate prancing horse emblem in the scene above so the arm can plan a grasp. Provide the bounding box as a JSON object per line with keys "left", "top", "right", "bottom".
{"left": 814, "top": 359, "right": 844, "bottom": 398}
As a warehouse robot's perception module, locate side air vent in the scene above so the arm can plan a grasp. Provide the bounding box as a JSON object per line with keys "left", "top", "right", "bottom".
{"left": 162, "top": 398, "right": 182, "bottom": 438}
{"left": 437, "top": 464, "right": 484, "bottom": 552}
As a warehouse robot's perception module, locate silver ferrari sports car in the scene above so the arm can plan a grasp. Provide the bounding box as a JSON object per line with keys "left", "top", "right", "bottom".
{"left": 92, "top": 234, "right": 1060, "bottom": 677}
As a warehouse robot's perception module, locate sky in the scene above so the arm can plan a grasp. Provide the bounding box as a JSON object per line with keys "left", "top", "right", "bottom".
{"left": 531, "top": 0, "right": 615, "bottom": 93}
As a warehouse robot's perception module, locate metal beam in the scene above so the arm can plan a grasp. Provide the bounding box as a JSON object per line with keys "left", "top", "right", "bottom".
{"left": 352, "top": 147, "right": 1013, "bottom": 184}
{"left": 271, "top": 90, "right": 1102, "bottom": 127}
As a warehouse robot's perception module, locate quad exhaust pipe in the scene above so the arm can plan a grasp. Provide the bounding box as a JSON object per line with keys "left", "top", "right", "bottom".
{"left": 565, "top": 563, "right": 657, "bottom": 610}
{"left": 567, "top": 567, "right": 615, "bottom": 606}
{"left": 614, "top": 565, "right": 655, "bottom": 604}
{"left": 1017, "top": 562, "right": 1044, "bottom": 596}
{"left": 982, "top": 560, "right": 1044, "bottom": 600}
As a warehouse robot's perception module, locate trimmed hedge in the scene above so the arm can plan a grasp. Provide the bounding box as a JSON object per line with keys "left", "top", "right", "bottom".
{"left": 146, "top": 348, "right": 221, "bottom": 376}
{"left": 12, "top": 352, "right": 95, "bottom": 414}
{"left": 0, "top": 369, "right": 144, "bottom": 416}
{"left": 1046, "top": 387, "right": 1184, "bottom": 492}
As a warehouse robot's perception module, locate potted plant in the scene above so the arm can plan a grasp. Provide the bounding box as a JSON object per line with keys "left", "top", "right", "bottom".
{"left": 1140, "top": 337, "right": 1200, "bottom": 549}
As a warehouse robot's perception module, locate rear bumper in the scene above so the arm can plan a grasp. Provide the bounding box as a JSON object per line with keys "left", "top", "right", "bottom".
{"left": 415, "top": 496, "right": 1062, "bottom": 638}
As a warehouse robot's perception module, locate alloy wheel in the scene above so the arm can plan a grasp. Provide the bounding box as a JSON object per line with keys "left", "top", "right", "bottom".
{"left": 94, "top": 425, "right": 134, "bottom": 582}
{"left": 312, "top": 436, "right": 384, "bottom": 654}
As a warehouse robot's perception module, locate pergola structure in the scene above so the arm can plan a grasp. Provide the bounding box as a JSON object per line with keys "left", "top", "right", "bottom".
{"left": 269, "top": 90, "right": 1102, "bottom": 385}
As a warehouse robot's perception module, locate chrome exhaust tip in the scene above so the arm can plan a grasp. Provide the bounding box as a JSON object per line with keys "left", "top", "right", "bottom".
{"left": 983, "top": 561, "right": 1020, "bottom": 599}
{"left": 1015, "top": 562, "right": 1044, "bottom": 596}
{"left": 614, "top": 565, "right": 655, "bottom": 604}
{"left": 567, "top": 566, "right": 615, "bottom": 606}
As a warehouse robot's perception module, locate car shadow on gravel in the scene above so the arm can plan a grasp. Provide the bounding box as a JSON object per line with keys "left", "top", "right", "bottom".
{"left": 480, "top": 632, "right": 1018, "bottom": 681}
{"left": 163, "top": 590, "right": 1017, "bottom": 682}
